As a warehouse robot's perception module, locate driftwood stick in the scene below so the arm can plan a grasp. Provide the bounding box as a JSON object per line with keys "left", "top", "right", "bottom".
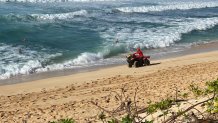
{"left": 90, "top": 101, "right": 120, "bottom": 122}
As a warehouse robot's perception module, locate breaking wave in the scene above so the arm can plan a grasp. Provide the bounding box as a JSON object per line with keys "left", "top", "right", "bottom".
{"left": 99, "top": 17, "right": 218, "bottom": 49}
{"left": 0, "top": 43, "right": 62, "bottom": 79}
{"left": 116, "top": 2, "right": 218, "bottom": 13}
{"left": 0, "top": 10, "right": 88, "bottom": 22}
{"left": 0, "top": 0, "right": 117, "bottom": 2}
{"left": 31, "top": 10, "right": 88, "bottom": 20}
{"left": 0, "top": 43, "right": 124, "bottom": 79}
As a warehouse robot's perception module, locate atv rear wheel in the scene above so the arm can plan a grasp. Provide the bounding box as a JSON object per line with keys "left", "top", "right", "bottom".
{"left": 134, "top": 61, "right": 139, "bottom": 68}
{"left": 128, "top": 63, "right": 132, "bottom": 68}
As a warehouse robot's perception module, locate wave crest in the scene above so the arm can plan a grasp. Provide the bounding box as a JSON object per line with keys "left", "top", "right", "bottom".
{"left": 0, "top": 10, "right": 88, "bottom": 22}
{"left": 31, "top": 10, "right": 88, "bottom": 20}
{"left": 0, "top": 0, "right": 117, "bottom": 3}
{"left": 116, "top": 2, "right": 218, "bottom": 13}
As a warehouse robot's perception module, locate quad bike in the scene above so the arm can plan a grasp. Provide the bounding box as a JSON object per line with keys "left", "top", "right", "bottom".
{"left": 126, "top": 54, "right": 150, "bottom": 68}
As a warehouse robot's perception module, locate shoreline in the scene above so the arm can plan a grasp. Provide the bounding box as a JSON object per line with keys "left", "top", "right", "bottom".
{"left": 1, "top": 46, "right": 218, "bottom": 122}
{"left": 0, "top": 41, "right": 218, "bottom": 86}
{"left": 0, "top": 46, "right": 218, "bottom": 95}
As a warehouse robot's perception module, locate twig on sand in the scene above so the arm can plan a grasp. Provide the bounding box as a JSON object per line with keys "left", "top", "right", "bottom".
{"left": 163, "top": 96, "right": 215, "bottom": 123}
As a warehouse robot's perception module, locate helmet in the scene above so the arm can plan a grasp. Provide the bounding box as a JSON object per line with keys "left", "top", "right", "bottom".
{"left": 137, "top": 48, "right": 141, "bottom": 51}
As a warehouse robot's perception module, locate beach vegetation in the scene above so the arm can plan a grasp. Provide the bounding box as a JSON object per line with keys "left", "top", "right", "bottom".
{"left": 49, "top": 118, "right": 75, "bottom": 123}
{"left": 46, "top": 79, "right": 217, "bottom": 123}
{"left": 92, "top": 79, "right": 218, "bottom": 123}
{"left": 146, "top": 98, "right": 173, "bottom": 114}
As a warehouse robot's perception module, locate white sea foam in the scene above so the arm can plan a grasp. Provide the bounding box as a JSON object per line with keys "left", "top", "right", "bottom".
{"left": 42, "top": 53, "right": 124, "bottom": 73}
{"left": 71, "top": 52, "right": 103, "bottom": 64}
{"left": 0, "top": 44, "right": 62, "bottom": 79}
{"left": 116, "top": 2, "right": 218, "bottom": 13}
{"left": 31, "top": 10, "right": 88, "bottom": 20}
{"left": 35, "top": 44, "right": 127, "bottom": 73}
{"left": 47, "top": 52, "right": 104, "bottom": 70}
{"left": 0, "top": 10, "right": 88, "bottom": 21}
{"left": 0, "top": 43, "right": 121, "bottom": 79}
{"left": 99, "top": 17, "right": 218, "bottom": 50}
{"left": 0, "top": 0, "right": 117, "bottom": 2}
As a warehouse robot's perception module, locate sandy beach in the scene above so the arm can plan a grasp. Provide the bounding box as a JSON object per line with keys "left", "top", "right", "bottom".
{"left": 1, "top": 50, "right": 218, "bottom": 122}
{"left": 1, "top": 1, "right": 218, "bottom": 122}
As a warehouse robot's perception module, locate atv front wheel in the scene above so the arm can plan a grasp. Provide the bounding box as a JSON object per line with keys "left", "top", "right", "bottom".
{"left": 144, "top": 59, "right": 150, "bottom": 66}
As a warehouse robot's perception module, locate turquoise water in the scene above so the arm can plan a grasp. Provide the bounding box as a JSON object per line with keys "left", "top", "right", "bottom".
{"left": 1, "top": 0, "right": 218, "bottom": 79}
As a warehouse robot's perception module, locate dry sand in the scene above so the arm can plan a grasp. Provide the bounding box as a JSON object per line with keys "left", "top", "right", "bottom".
{"left": 1, "top": 51, "right": 218, "bottom": 122}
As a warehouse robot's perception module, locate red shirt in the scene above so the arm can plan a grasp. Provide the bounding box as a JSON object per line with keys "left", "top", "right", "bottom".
{"left": 133, "top": 49, "right": 144, "bottom": 58}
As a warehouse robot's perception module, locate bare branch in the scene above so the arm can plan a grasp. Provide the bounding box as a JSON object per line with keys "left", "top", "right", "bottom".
{"left": 163, "top": 96, "right": 214, "bottom": 123}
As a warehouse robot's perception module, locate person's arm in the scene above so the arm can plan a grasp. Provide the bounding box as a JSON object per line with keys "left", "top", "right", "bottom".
{"left": 139, "top": 51, "right": 144, "bottom": 57}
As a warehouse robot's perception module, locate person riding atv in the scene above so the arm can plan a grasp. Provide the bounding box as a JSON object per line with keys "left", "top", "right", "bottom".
{"left": 126, "top": 48, "right": 150, "bottom": 68}
{"left": 133, "top": 48, "right": 144, "bottom": 60}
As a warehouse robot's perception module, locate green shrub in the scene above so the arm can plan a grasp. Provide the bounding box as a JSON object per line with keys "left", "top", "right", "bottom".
{"left": 49, "top": 118, "right": 75, "bottom": 123}
{"left": 146, "top": 98, "right": 173, "bottom": 114}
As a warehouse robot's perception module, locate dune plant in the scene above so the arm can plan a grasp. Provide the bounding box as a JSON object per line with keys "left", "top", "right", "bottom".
{"left": 49, "top": 118, "right": 75, "bottom": 123}
{"left": 92, "top": 79, "right": 218, "bottom": 123}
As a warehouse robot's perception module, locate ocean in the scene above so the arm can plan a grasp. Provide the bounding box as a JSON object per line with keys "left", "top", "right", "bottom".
{"left": 0, "top": 0, "right": 218, "bottom": 80}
